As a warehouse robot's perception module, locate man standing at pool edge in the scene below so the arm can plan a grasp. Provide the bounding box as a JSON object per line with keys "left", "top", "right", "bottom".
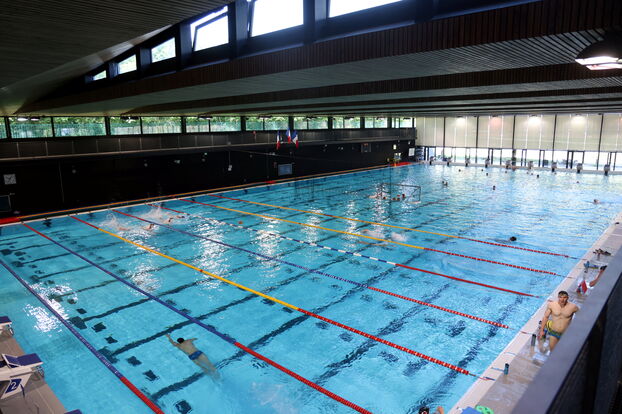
{"left": 166, "top": 333, "right": 220, "bottom": 379}
{"left": 538, "top": 291, "right": 579, "bottom": 351}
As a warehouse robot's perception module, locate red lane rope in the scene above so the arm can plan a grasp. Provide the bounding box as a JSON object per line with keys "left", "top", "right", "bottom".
{"left": 120, "top": 377, "right": 164, "bottom": 414}
{"left": 395, "top": 263, "right": 538, "bottom": 298}
{"left": 122, "top": 206, "right": 510, "bottom": 329}
{"left": 197, "top": 196, "right": 559, "bottom": 275}
{"left": 208, "top": 194, "right": 574, "bottom": 259}
{"left": 235, "top": 343, "right": 372, "bottom": 413}
{"left": 175, "top": 199, "right": 539, "bottom": 298}
{"left": 298, "top": 309, "right": 473, "bottom": 377}
{"left": 422, "top": 247, "right": 559, "bottom": 276}
{"left": 366, "top": 286, "right": 510, "bottom": 328}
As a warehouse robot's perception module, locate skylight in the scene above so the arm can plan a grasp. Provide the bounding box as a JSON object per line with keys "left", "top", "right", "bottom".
{"left": 329, "top": 0, "right": 402, "bottom": 18}
{"left": 251, "top": 0, "right": 303, "bottom": 37}
{"left": 118, "top": 55, "right": 137, "bottom": 74}
{"left": 193, "top": 9, "right": 229, "bottom": 51}
{"left": 92, "top": 70, "right": 106, "bottom": 81}
{"left": 151, "top": 38, "right": 176, "bottom": 63}
{"left": 190, "top": 6, "right": 228, "bottom": 48}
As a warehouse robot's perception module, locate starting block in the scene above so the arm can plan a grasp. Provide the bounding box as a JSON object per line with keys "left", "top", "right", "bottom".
{"left": 0, "top": 353, "right": 44, "bottom": 399}
{"left": 0, "top": 316, "right": 13, "bottom": 337}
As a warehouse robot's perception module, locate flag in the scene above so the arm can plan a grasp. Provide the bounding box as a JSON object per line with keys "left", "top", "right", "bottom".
{"left": 292, "top": 130, "right": 298, "bottom": 148}
{"left": 276, "top": 131, "right": 281, "bottom": 149}
{"left": 576, "top": 278, "right": 588, "bottom": 294}
{"left": 286, "top": 129, "right": 292, "bottom": 143}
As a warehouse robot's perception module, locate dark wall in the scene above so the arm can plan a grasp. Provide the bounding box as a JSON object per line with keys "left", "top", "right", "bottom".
{"left": 0, "top": 139, "right": 411, "bottom": 217}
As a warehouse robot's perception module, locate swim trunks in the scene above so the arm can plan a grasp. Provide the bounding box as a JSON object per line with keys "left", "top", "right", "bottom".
{"left": 188, "top": 351, "right": 203, "bottom": 361}
{"left": 546, "top": 320, "right": 562, "bottom": 339}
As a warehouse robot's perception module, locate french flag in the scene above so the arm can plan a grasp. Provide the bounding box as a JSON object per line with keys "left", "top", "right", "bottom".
{"left": 576, "top": 278, "right": 588, "bottom": 294}
{"left": 276, "top": 131, "right": 281, "bottom": 149}
{"left": 286, "top": 129, "right": 292, "bottom": 143}
{"left": 292, "top": 130, "right": 299, "bottom": 148}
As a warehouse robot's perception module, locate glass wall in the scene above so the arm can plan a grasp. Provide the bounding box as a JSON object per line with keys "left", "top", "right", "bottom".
{"left": 333, "top": 117, "right": 360, "bottom": 129}
{"left": 110, "top": 117, "right": 141, "bottom": 135}
{"left": 294, "top": 116, "right": 328, "bottom": 129}
{"left": 186, "top": 117, "right": 211, "bottom": 133}
{"left": 9, "top": 117, "right": 53, "bottom": 138}
{"left": 364, "top": 117, "right": 388, "bottom": 128}
{"left": 141, "top": 117, "right": 181, "bottom": 134}
{"left": 210, "top": 116, "right": 241, "bottom": 132}
{"left": 264, "top": 116, "right": 288, "bottom": 130}
{"left": 245, "top": 116, "right": 264, "bottom": 131}
{"left": 0, "top": 118, "right": 6, "bottom": 139}
{"left": 54, "top": 117, "right": 106, "bottom": 137}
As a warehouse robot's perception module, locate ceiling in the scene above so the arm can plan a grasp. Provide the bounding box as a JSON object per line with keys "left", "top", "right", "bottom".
{"left": 2, "top": 0, "right": 622, "bottom": 118}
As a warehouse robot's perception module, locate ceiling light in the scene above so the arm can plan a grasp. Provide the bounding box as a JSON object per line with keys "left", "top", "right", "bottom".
{"left": 29, "top": 116, "right": 41, "bottom": 121}
{"left": 576, "top": 34, "right": 622, "bottom": 70}
{"left": 16, "top": 116, "right": 29, "bottom": 122}
{"left": 197, "top": 115, "right": 212, "bottom": 120}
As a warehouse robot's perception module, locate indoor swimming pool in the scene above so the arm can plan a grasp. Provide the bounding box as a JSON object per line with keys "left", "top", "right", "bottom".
{"left": 0, "top": 164, "right": 620, "bottom": 413}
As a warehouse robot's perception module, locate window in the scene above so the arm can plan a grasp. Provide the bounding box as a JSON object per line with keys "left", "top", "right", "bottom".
{"left": 141, "top": 117, "right": 181, "bottom": 134}
{"left": 0, "top": 118, "right": 6, "bottom": 139}
{"left": 333, "top": 117, "right": 360, "bottom": 129}
{"left": 245, "top": 116, "right": 264, "bottom": 131}
{"left": 92, "top": 70, "right": 106, "bottom": 81}
{"left": 185, "top": 117, "right": 211, "bottom": 133}
{"left": 294, "top": 116, "right": 328, "bottom": 129}
{"left": 192, "top": 7, "right": 229, "bottom": 51}
{"left": 264, "top": 116, "right": 288, "bottom": 130}
{"left": 329, "top": 0, "right": 402, "bottom": 18}
{"left": 54, "top": 117, "right": 105, "bottom": 137}
{"left": 110, "top": 117, "right": 141, "bottom": 135}
{"left": 210, "top": 116, "right": 241, "bottom": 132}
{"left": 118, "top": 55, "right": 137, "bottom": 74}
{"left": 151, "top": 38, "right": 176, "bottom": 63}
{"left": 364, "top": 117, "right": 388, "bottom": 128}
{"left": 396, "top": 117, "right": 413, "bottom": 128}
{"left": 251, "top": 0, "right": 303, "bottom": 37}
{"left": 9, "top": 117, "right": 53, "bottom": 138}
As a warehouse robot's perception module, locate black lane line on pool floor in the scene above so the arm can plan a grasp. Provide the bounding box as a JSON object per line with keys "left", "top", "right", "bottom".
{"left": 148, "top": 250, "right": 462, "bottom": 402}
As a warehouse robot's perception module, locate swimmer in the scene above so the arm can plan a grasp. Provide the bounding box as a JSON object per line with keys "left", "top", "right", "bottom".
{"left": 509, "top": 236, "right": 517, "bottom": 242}
{"left": 166, "top": 334, "right": 219, "bottom": 379}
{"left": 402, "top": 193, "right": 406, "bottom": 199}
{"left": 390, "top": 232, "right": 407, "bottom": 242}
{"left": 238, "top": 220, "right": 243, "bottom": 225}
{"left": 144, "top": 223, "right": 155, "bottom": 231}
{"left": 492, "top": 185, "right": 496, "bottom": 190}
{"left": 536, "top": 174, "right": 539, "bottom": 178}
{"left": 593, "top": 199, "right": 600, "bottom": 204}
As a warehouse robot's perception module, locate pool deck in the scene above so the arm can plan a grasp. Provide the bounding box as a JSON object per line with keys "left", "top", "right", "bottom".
{"left": 0, "top": 330, "right": 66, "bottom": 414}
{"left": 450, "top": 209, "right": 622, "bottom": 414}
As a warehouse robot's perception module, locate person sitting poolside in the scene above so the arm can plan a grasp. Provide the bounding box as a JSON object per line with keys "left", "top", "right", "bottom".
{"left": 166, "top": 333, "right": 219, "bottom": 379}
{"left": 538, "top": 291, "right": 578, "bottom": 351}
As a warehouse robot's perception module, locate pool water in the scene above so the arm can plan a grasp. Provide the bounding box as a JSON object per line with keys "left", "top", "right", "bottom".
{"left": 0, "top": 164, "right": 620, "bottom": 413}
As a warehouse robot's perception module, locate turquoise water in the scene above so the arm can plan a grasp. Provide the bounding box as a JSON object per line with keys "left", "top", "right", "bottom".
{"left": 0, "top": 164, "right": 620, "bottom": 413}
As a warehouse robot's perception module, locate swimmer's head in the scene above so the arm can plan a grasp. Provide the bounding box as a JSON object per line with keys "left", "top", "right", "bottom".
{"left": 509, "top": 236, "right": 517, "bottom": 241}
{"left": 177, "top": 338, "right": 185, "bottom": 344}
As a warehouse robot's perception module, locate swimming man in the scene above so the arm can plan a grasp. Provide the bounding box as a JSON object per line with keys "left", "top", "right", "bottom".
{"left": 166, "top": 333, "right": 219, "bottom": 379}
{"left": 538, "top": 291, "right": 578, "bottom": 351}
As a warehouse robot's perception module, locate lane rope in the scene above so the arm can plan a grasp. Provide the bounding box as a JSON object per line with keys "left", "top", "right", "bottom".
{"left": 159, "top": 203, "right": 538, "bottom": 298}
{"left": 70, "top": 215, "right": 486, "bottom": 379}
{"left": 208, "top": 194, "right": 575, "bottom": 259}
{"left": 116, "top": 208, "right": 510, "bottom": 329}
{"left": 181, "top": 198, "right": 560, "bottom": 276}
{"left": 21, "top": 222, "right": 371, "bottom": 414}
{"left": 0, "top": 256, "right": 165, "bottom": 414}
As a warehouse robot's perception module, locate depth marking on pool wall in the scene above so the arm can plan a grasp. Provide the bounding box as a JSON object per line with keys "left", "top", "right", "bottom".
{"left": 70, "top": 215, "right": 489, "bottom": 379}
{"left": 22, "top": 221, "right": 371, "bottom": 414}
{"left": 208, "top": 193, "right": 576, "bottom": 259}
